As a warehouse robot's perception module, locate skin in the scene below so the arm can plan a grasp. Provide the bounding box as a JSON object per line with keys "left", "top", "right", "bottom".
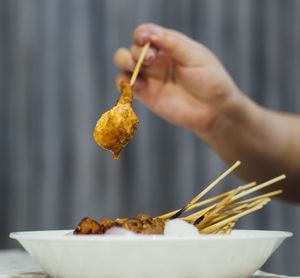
{"left": 114, "top": 23, "right": 300, "bottom": 203}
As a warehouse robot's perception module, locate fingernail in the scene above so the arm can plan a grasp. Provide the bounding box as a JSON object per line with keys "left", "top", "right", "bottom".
{"left": 138, "top": 33, "right": 149, "bottom": 45}
{"left": 150, "top": 27, "right": 163, "bottom": 41}
{"left": 150, "top": 33, "right": 161, "bottom": 42}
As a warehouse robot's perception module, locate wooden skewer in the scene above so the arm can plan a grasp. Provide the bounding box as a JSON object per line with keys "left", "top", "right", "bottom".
{"left": 160, "top": 172, "right": 283, "bottom": 220}
{"left": 182, "top": 204, "right": 216, "bottom": 223}
{"left": 232, "top": 174, "right": 285, "bottom": 201}
{"left": 198, "top": 211, "right": 240, "bottom": 230}
{"left": 200, "top": 193, "right": 278, "bottom": 229}
{"left": 199, "top": 198, "right": 270, "bottom": 233}
{"left": 154, "top": 161, "right": 284, "bottom": 235}
{"left": 188, "top": 161, "right": 241, "bottom": 207}
{"left": 223, "top": 189, "right": 283, "bottom": 211}
{"left": 202, "top": 193, "right": 279, "bottom": 225}
{"left": 224, "top": 220, "right": 237, "bottom": 234}
{"left": 204, "top": 198, "right": 268, "bottom": 228}
{"left": 193, "top": 197, "right": 262, "bottom": 229}
{"left": 193, "top": 189, "right": 282, "bottom": 224}
{"left": 157, "top": 181, "right": 256, "bottom": 219}
{"left": 184, "top": 186, "right": 252, "bottom": 226}
{"left": 209, "top": 212, "right": 232, "bottom": 223}
{"left": 170, "top": 161, "right": 241, "bottom": 219}
{"left": 216, "top": 220, "right": 237, "bottom": 234}
{"left": 196, "top": 187, "right": 241, "bottom": 226}
{"left": 129, "top": 42, "right": 151, "bottom": 87}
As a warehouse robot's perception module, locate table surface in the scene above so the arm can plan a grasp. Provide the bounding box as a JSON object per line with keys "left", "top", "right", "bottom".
{"left": 0, "top": 249, "right": 297, "bottom": 278}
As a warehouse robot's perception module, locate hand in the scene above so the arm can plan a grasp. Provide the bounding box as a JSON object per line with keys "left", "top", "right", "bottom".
{"left": 115, "top": 23, "right": 300, "bottom": 202}
{"left": 114, "top": 23, "right": 242, "bottom": 133}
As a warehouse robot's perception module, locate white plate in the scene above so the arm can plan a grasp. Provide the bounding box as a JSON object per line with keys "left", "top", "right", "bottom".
{"left": 10, "top": 229, "right": 292, "bottom": 278}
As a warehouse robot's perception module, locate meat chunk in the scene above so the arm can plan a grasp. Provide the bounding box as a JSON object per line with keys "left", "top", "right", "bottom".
{"left": 73, "top": 214, "right": 166, "bottom": 235}
{"left": 73, "top": 217, "right": 103, "bottom": 234}
{"left": 94, "top": 81, "right": 139, "bottom": 160}
{"left": 99, "top": 218, "right": 120, "bottom": 233}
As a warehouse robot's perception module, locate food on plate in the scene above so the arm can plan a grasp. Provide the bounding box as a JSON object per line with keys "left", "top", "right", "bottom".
{"left": 93, "top": 81, "right": 139, "bottom": 160}
{"left": 74, "top": 214, "right": 165, "bottom": 235}
{"left": 104, "top": 226, "right": 136, "bottom": 235}
{"left": 74, "top": 217, "right": 103, "bottom": 234}
{"left": 164, "top": 219, "right": 199, "bottom": 236}
{"left": 73, "top": 161, "right": 285, "bottom": 236}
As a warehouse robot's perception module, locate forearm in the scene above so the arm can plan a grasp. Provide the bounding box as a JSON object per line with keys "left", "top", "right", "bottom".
{"left": 197, "top": 93, "right": 300, "bottom": 202}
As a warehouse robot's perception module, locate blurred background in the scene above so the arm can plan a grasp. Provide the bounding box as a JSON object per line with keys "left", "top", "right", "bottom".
{"left": 1, "top": 0, "right": 300, "bottom": 275}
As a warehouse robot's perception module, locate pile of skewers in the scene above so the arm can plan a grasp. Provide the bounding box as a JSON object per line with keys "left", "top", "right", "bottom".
{"left": 74, "top": 161, "right": 285, "bottom": 235}
{"left": 157, "top": 161, "right": 285, "bottom": 234}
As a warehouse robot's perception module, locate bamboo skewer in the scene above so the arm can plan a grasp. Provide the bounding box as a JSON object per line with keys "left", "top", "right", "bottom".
{"left": 192, "top": 194, "right": 276, "bottom": 232}
{"left": 129, "top": 42, "right": 150, "bottom": 87}
{"left": 158, "top": 181, "right": 256, "bottom": 219}
{"left": 196, "top": 188, "right": 241, "bottom": 226}
{"left": 155, "top": 161, "right": 285, "bottom": 235}
{"left": 169, "top": 161, "right": 241, "bottom": 219}
{"left": 223, "top": 189, "right": 282, "bottom": 211}
{"left": 181, "top": 204, "right": 216, "bottom": 223}
{"left": 216, "top": 220, "right": 237, "bottom": 234}
{"left": 232, "top": 175, "right": 285, "bottom": 201}
{"left": 194, "top": 192, "right": 280, "bottom": 231}
{"left": 199, "top": 198, "right": 270, "bottom": 234}
{"left": 178, "top": 189, "right": 273, "bottom": 227}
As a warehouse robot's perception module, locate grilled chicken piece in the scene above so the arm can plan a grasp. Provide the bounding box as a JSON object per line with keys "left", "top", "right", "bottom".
{"left": 99, "top": 218, "right": 120, "bottom": 233}
{"left": 73, "top": 214, "right": 166, "bottom": 235}
{"left": 136, "top": 214, "right": 165, "bottom": 234}
{"left": 74, "top": 217, "right": 103, "bottom": 234}
{"left": 94, "top": 81, "right": 139, "bottom": 160}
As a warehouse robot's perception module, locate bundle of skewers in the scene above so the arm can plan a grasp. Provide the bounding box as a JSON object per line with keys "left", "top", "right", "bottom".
{"left": 157, "top": 161, "right": 284, "bottom": 234}
{"left": 74, "top": 161, "right": 285, "bottom": 235}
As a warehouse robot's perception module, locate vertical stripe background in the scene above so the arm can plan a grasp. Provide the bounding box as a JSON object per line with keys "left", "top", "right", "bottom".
{"left": 0, "top": 0, "right": 300, "bottom": 274}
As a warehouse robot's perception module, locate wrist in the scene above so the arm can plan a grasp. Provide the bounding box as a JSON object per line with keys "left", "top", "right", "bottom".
{"left": 195, "top": 90, "right": 263, "bottom": 146}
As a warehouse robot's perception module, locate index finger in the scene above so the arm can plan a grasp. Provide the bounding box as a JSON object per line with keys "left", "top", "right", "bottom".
{"left": 133, "top": 23, "right": 208, "bottom": 67}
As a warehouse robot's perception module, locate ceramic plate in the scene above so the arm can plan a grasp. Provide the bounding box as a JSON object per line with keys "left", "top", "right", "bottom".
{"left": 10, "top": 229, "right": 292, "bottom": 278}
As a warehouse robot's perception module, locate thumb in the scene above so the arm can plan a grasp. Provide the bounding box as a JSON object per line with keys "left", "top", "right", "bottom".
{"left": 133, "top": 23, "right": 208, "bottom": 66}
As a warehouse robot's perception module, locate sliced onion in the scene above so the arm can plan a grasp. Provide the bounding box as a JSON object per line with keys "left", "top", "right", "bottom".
{"left": 164, "top": 219, "right": 199, "bottom": 236}
{"left": 104, "top": 226, "right": 136, "bottom": 236}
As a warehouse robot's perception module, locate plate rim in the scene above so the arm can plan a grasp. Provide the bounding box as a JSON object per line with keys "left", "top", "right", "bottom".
{"left": 9, "top": 229, "right": 293, "bottom": 242}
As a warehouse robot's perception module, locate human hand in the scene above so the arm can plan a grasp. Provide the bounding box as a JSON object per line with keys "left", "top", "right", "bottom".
{"left": 115, "top": 24, "right": 300, "bottom": 202}
{"left": 114, "top": 23, "right": 242, "bottom": 133}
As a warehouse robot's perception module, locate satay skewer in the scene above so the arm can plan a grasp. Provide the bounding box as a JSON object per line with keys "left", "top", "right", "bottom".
{"left": 93, "top": 42, "right": 151, "bottom": 159}
{"left": 231, "top": 174, "right": 286, "bottom": 201}
{"left": 181, "top": 189, "right": 282, "bottom": 226}
{"left": 159, "top": 173, "right": 284, "bottom": 221}
{"left": 169, "top": 161, "right": 241, "bottom": 219}
{"left": 157, "top": 181, "right": 256, "bottom": 219}
{"left": 199, "top": 198, "right": 271, "bottom": 234}
{"left": 130, "top": 41, "right": 151, "bottom": 87}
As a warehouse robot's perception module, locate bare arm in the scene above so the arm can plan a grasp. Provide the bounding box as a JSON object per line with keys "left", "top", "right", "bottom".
{"left": 199, "top": 93, "right": 300, "bottom": 202}
{"left": 114, "top": 23, "right": 300, "bottom": 202}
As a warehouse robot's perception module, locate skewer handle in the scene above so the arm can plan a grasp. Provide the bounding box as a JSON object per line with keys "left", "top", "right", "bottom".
{"left": 130, "top": 42, "right": 150, "bottom": 87}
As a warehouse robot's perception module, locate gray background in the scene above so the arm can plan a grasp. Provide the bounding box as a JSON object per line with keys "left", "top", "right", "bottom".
{"left": 1, "top": 0, "right": 300, "bottom": 275}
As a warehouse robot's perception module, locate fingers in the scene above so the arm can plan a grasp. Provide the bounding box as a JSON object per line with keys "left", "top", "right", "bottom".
{"left": 115, "top": 23, "right": 214, "bottom": 76}
{"left": 115, "top": 73, "right": 131, "bottom": 90}
{"left": 130, "top": 45, "right": 158, "bottom": 66}
{"left": 115, "top": 73, "right": 146, "bottom": 94}
{"left": 133, "top": 23, "right": 208, "bottom": 66}
{"left": 114, "top": 46, "right": 158, "bottom": 73}
{"left": 114, "top": 48, "right": 135, "bottom": 72}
